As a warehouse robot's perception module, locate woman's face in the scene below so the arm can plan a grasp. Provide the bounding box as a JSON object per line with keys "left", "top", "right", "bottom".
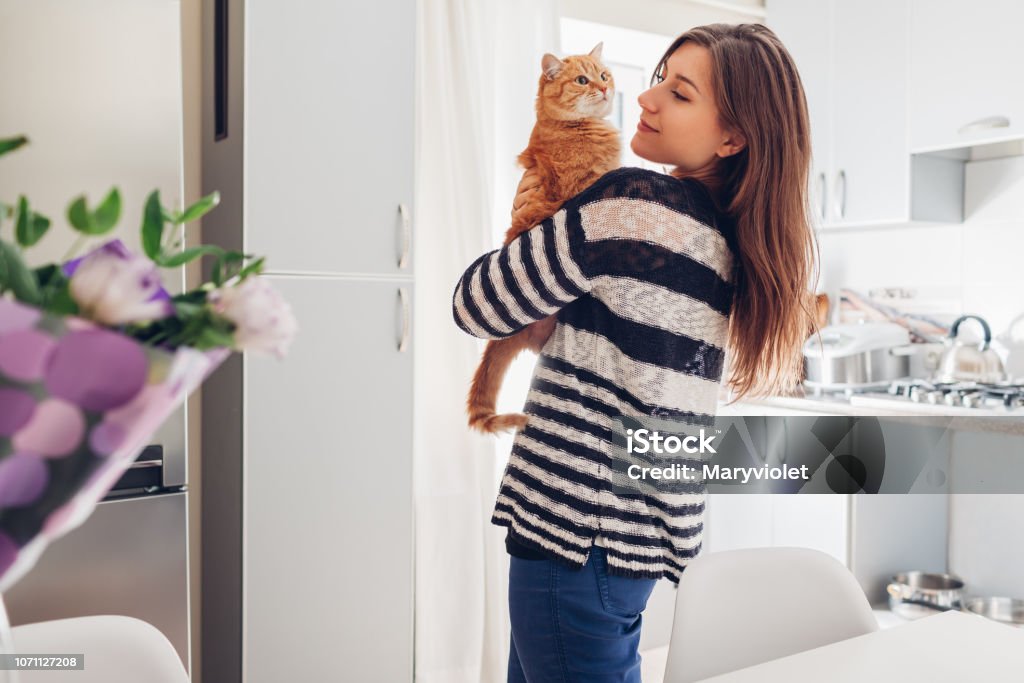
{"left": 631, "top": 42, "right": 745, "bottom": 172}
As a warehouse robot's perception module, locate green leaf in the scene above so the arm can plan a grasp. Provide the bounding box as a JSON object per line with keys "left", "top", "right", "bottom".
{"left": 171, "top": 289, "right": 209, "bottom": 305}
{"left": 236, "top": 256, "right": 265, "bottom": 281}
{"left": 92, "top": 187, "right": 121, "bottom": 233}
{"left": 156, "top": 244, "right": 225, "bottom": 268}
{"left": 193, "top": 325, "right": 236, "bottom": 350}
{"left": 33, "top": 264, "right": 77, "bottom": 314}
{"left": 141, "top": 190, "right": 164, "bottom": 260}
{"left": 176, "top": 191, "right": 220, "bottom": 224}
{"left": 33, "top": 263, "right": 63, "bottom": 287}
{"left": 66, "top": 188, "right": 122, "bottom": 235}
{"left": 44, "top": 283, "right": 78, "bottom": 315}
{"left": 172, "top": 301, "right": 204, "bottom": 317}
{"left": 212, "top": 250, "right": 246, "bottom": 286}
{"left": 0, "top": 136, "right": 28, "bottom": 158}
{"left": 66, "top": 196, "right": 90, "bottom": 232}
{"left": 0, "top": 239, "right": 41, "bottom": 304}
{"left": 15, "top": 196, "right": 51, "bottom": 247}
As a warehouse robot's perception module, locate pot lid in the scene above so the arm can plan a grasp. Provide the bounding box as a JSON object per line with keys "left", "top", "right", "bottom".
{"left": 804, "top": 322, "right": 911, "bottom": 359}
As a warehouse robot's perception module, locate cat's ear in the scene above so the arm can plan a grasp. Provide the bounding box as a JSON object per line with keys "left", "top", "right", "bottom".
{"left": 588, "top": 42, "right": 604, "bottom": 61}
{"left": 542, "top": 53, "right": 565, "bottom": 80}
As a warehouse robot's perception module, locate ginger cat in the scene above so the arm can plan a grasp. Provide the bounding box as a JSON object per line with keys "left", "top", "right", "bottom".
{"left": 467, "top": 43, "right": 622, "bottom": 434}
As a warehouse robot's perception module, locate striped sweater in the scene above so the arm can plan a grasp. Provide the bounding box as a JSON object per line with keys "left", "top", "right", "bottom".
{"left": 452, "top": 167, "right": 738, "bottom": 584}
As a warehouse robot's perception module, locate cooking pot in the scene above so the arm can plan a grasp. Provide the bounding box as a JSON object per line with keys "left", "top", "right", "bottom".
{"left": 803, "top": 322, "right": 914, "bottom": 390}
{"left": 886, "top": 571, "right": 965, "bottom": 620}
{"left": 934, "top": 315, "right": 1007, "bottom": 384}
{"left": 963, "top": 597, "right": 1024, "bottom": 628}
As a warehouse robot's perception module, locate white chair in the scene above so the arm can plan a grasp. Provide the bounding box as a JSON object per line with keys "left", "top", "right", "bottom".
{"left": 663, "top": 547, "right": 878, "bottom": 683}
{"left": 9, "top": 615, "right": 188, "bottom": 683}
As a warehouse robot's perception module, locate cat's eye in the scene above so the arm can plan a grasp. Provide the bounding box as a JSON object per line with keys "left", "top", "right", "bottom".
{"left": 600, "top": 73, "right": 608, "bottom": 81}
{"left": 575, "top": 75, "right": 589, "bottom": 85}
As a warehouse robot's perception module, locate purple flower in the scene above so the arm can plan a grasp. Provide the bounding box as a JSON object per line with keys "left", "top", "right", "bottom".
{"left": 69, "top": 243, "right": 173, "bottom": 325}
{"left": 209, "top": 277, "right": 297, "bottom": 358}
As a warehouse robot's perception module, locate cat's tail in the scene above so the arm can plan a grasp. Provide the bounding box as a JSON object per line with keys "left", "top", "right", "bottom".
{"left": 466, "top": 316, "right": 557, "bottom": 434}
{"left": 466, "top": 334, "right": 529, "bottom": 435}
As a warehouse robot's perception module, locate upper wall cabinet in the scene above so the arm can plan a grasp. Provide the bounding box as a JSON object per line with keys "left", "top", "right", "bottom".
{"left": 765, "top": 0, "right": 832, "bottom": 226}
{"left": 244, "top": 1, "right": 415, "bottom": 275}
{"left": 909, "top": 0, "right": 1024, "bottom": 153}
{"left": 768, "top": 0, "right": 912, "bottom": 228}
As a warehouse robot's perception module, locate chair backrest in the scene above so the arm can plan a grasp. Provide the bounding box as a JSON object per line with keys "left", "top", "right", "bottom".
{"left": 663, "top": 547, "right": 879, "bottom": 683}
{"left": 11, "top": 615, "right": 188, "bottom": 683}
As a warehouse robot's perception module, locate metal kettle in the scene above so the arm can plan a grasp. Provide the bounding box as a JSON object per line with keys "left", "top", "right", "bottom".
{"left": 934, "top": 315, "right": 1007, "bottom": 384}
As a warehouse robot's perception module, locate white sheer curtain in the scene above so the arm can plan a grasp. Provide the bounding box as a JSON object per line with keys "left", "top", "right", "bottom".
{"left": 413, "top": 1, "right": 559, "bottom": 682}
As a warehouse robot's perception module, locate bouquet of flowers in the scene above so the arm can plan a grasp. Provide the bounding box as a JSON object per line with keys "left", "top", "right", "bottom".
{"left": 0, "top": 135, "right": 296, "bottom": 592}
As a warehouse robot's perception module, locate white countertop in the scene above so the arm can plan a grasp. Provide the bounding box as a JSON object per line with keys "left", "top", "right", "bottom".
{"left": 695, "top": 609, "right": 1024, "bottom": 682}
{"left": 717, "top": 394, "right": 1024, "bottom": 436}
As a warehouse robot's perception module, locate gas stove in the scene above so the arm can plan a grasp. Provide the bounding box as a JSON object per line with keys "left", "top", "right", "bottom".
{"left": 883, "top": 379, "right": 1024, "bottom": 409}
{"left": 843, "top": 379, "right": 1024, "bottom": 414}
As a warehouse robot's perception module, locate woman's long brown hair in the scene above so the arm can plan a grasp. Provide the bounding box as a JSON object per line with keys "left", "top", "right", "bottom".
{"left": 654, "top": 23, "right": 819, "bottom": 400}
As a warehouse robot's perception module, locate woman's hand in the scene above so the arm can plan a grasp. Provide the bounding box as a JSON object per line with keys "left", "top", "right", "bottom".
{"left": 511, "top": 167, "right": 542, "bottom": 224}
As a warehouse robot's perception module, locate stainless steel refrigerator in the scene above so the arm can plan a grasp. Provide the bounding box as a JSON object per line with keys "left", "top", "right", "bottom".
{"left": 0, "top": 0, "right": 193, "bottom": 672}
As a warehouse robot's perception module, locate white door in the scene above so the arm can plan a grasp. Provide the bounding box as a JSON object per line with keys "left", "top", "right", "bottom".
{"left": 829, "top": 0, "right": 910, "bottom": 225}
{"left": 245, "top": 1, "right": 415, "bottom": 276}
{"left": 909, "top": 0, "right": 1024, "bottom": 152}
{"left": 244, "top": 276, "right": 413, "bottom": 682}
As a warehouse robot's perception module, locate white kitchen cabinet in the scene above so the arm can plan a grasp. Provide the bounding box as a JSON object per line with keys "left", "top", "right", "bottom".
{"left": 829, "top": 0, "right": 910, "bottom": 225}
{"left": 765, "top": 0, "right": 832, "bottom": 226}
{"left": 768, "top": 0, "right": 958, "bottom": 227}
{"left": 243, "top": 276, "right": 413, "bottom": 682}
{"left": 245, "top": 0, "right": 415, "bottom": 276}
{"left": 909, "top": 0, "right": 1024, "bottom": 153}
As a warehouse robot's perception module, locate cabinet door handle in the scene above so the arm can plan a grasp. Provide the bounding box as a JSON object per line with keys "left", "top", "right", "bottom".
{"left": 833, "top": 170, "right": 847, "bottom": 221}
{"left": 397, "top": 203, "right": 412, "bottom": 269}
{"left": 817, "top": 172, "right": 827, "bottom": 223}
{"left": 397, "top": 287, "right": 411, "bottom": 352}
{"left": 957, "top": 115, "right": 1010, "bottom": 136}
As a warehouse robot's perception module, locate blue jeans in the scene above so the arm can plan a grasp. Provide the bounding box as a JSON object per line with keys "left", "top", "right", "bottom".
{"left": 507, "top": 545, "right": 658, "bottom": 682}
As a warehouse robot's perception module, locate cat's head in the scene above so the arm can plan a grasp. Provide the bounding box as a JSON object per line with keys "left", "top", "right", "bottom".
{"left": 537, "top": 43, "right": 615, "bottom": 121}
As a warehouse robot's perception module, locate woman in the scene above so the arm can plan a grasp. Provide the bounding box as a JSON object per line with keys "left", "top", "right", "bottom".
{"left": 452, "top": 23, "right": 817, "bottom": 682}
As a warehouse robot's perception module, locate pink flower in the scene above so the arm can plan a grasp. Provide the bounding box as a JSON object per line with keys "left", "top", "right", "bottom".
{"left": 69, "top": 248, "right": 172, "bottom": 325}
{"left": 209, "top": 277, "right": 297, "bottom": 358}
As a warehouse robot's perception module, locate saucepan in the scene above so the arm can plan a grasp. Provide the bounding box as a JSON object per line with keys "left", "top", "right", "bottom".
{"left": 886, "top": 571, "right": 965, "bottom": 620}
{"left": 887, "top": 572, "right": 1024, "bottom": 628}
{"left": 963, "top": 597, "right": 1024, "bottom": 628}
{"left": 803, "top": 322, "right": 915, "bottom": 391}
